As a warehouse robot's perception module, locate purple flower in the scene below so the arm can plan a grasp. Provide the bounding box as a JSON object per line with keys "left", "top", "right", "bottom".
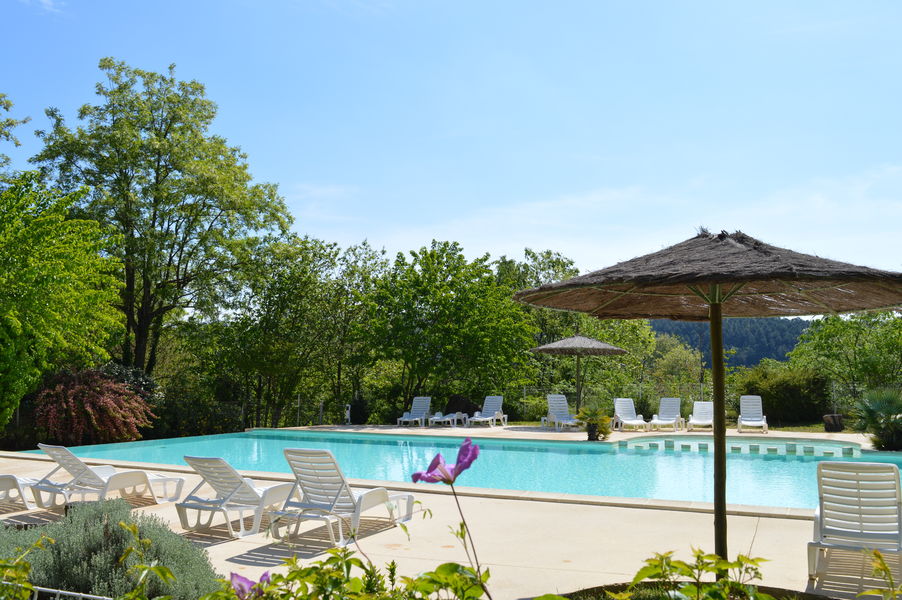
{"left": 230, "top": 571, "right": 270, "bottom": 599}
{"left": 412, "top": 438, "right": 479, "bottom": 485}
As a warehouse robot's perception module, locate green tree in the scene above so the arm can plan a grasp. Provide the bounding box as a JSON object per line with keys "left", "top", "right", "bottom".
{"left": 0, "top": 93, "right": 30, "bottom": 171}
{"left": 31, "top": 58, "right": 290, "bottom": 374}
{"left": 371, "top": 241, "right": 536, "bottom": 410}
{"left": 788, "top": 312, "right": 902, "bottom": 404}
{"left": 0, "top": 172, "right": 121, "bottom": 426}
{"left": 319, "top": 242, "right": 388, "bottom": 420}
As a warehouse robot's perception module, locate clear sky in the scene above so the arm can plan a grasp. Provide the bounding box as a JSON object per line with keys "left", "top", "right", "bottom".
{"left": 3, "top": 0, "right": 901, "bottom": 273}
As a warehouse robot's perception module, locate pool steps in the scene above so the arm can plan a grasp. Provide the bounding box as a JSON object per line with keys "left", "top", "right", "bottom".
{"left": 618, "top": 438, "right": 860, "bottom": 457}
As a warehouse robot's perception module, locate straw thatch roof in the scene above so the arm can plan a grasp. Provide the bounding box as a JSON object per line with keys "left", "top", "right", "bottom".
{"left": 514, "top": 230, "right": 902, "bottom": 320}
{"left": 530, "top": 335, "right": 627, "bottom": 356}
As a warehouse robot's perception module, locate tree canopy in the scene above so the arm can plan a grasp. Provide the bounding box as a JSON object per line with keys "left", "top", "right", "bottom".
{"left": 0, "top": 172, "right": 121, "bottom": 426}
{"left": 31, "top": 58, "right": 290, "bottom": 374}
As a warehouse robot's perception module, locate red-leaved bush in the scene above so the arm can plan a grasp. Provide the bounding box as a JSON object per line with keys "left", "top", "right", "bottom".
{"left": 34, "top": 370, "right": 156, "bottom": 446}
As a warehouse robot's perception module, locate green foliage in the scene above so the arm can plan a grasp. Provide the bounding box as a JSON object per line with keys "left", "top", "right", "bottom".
{"left": 851, "top": 388, "right": 902, "bottom": 450}
{"left": 729, "top": 359, "right": 830, "bottom": 425}
{"left": 197, "top": 546, "right": 490, "bottom": 600}
{"left": 0, "top": 93, "right": 30, "bottom": 171}
{"left": 31, "top": 57, "right": 290, "bottom": 374}
{"left": 651, "top": 318, "right": 810, "bottom": 367}
{"left": 0, "top": 535, "right": 52, "bottom": 600}
{"left": 0, "top": 171, "right": 121, "bottom": 427}
{"left": 370, "top": 240, "right": 536, "bottom": 408}
{"left": 0, "top": 500, "right": 219, "bottom": 600}
{"left": 622, "top": 548, "right": 775, "bottom": 600}
{"left": 862, "top": 549, "right": 902, "bottom": 600}
{"left": 576, "top": 404, "right": 612, "bottom": 441}
{"left": 34, "top": 369, "right": 156, "bottom": 445}
{"left": 789, "top": 312, "right": 902, "bottom": 404}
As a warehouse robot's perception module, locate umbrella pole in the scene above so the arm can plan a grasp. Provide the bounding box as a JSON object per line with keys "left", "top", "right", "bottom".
{"left": 709, "top": 301, "right": 728, "bottom": 560}
{"left": 575, "top": 355, "right": 582, "bottom": 411}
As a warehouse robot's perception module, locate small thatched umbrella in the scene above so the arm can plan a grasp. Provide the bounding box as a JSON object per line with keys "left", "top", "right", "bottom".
{"left": 515, "top": 230, "right": 902, "bottom": 559}
{"left": 530, "top": 335, "right": 627, "bottom": 410}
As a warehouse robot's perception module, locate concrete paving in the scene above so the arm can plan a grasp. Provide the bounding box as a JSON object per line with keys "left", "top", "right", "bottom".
{"left": 0, "top": 426, "right": 886, "bottom": 599}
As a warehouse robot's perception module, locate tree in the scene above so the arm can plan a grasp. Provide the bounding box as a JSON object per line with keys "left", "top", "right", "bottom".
{"left": 0, "top": 172, "right": 121, "bottom": 426}
{"left": 788, "top": 311, "right": 902, "bottom": 404}
{"left": 31, "top": 58, "right": 290, "bottom": 374}
{"left": 370, "top": 241, "right": 536, "bottom": 409}
{"left": 0, "top": 93, "right": 30, "bottom": 171}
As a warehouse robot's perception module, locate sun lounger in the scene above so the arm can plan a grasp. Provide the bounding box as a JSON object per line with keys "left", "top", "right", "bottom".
{"left": 271, "top": 448, "right": 414, "bottom": 546}
{"left": 177, "top": 456, "right": 294, "bottom": 538}
{"left": 613, "top": 398, "right": 648, "bottom": 431}
{"left": 808, "top": 462, "right": 902, "bottom": 581}
{"left": 0, "top": 474, "right": 38, "bottom": 509}
{"left": 468, "top": 396, "right": 507, "bottom": 427}
{"left": 687, "top": 401, "right": 714, "bottom": 430}
{"left": 31, "top": 443, "right": 184, "bottom": 508}
{"left": 546, "top": 394, "right": 579, "bottom": 431}
{"left": 648, "top": 397, "right": 682, "bottom": 431}
{"left": 738, "top": 395, "right": 768, "bottom": 433}
{"left": 397, "top": 396, "right": 431, "bottom": 427}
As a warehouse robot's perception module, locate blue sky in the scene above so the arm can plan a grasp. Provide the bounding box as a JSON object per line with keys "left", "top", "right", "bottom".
{"left": 3, "top": 0, "right": 901, "bottom": 272}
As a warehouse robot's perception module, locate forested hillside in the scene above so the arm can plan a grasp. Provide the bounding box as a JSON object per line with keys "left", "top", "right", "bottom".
{"left": 650, "top": 317, "right": 810, "bottom": 367}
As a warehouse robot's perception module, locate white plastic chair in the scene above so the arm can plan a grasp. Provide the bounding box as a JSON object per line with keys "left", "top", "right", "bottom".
{"left": 397, "top": 397, "right": 431, "bottom": 427}
{"left": 0, "top": 474, "right": 38, "bottom": 509}
{"left": 469, "top": 396, "right": 507, "bottom": 427}
{"left": 31, "top": 443, "right": 184, "bottom": 508}
{"left": 737, "top": 395, "right": 768, "bottom": 433}
{"left": 613, "top": 398, "right": 648, "bottom": 431}
{"left": 687, "top": 401, "right": 714, "bottom": 430}
{"left": 271, "top": 448, "right": 414, "bottom": 546}
{"left": 808, "top": 462, "right": 902, "bottom": 580}
{"left": 429, "top": 412, "right": 468, "bottom": 427}
{"left": 176, "top": 456, "right": 294, "bottom": 538}
{"left": 649, "top": 398, "right": 682, "bottom": 431}
{"left": 546, "top": 394, "right": 579, "bottom": 431}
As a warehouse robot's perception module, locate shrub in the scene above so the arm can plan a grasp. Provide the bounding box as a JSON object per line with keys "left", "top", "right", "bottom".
{"left": 0, "top": 499, "right": 220, "bottom": 599}
{"left": 852, "top": 388, "right": 902, "bottom": 451}
{"left": 34, "top": 369, "right": 156, "bottom": 445}
{"left": 731, "top": 360, "right": 830, "bottom": 425}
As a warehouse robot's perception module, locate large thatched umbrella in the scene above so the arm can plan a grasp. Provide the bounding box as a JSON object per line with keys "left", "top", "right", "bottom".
{"left": 514, "top": 230, "right": 902, "bottom": 559}
{"left": 530, "top": 335, "right": 627, "bottom": 410}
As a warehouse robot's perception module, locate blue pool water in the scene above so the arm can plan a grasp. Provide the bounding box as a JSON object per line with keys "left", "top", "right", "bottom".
{"left": 44, "top": 430, "right": 900, "bottom": 509}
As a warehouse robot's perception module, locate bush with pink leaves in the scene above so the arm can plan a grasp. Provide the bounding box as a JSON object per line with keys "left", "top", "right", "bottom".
{"left": 34, "top": 370, "right": 156, "bottom": 446}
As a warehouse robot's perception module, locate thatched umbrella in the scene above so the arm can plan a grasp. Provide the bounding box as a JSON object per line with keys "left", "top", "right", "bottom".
{"left": 530, "top": 335, "right": 627, "bottom": 410}
{"left": 514, "top": 230, "right": 902, "bottom": 559}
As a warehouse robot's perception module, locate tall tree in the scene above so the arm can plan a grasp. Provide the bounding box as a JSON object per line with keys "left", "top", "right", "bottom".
{"left": 0, "top": 172, "right": 121, "bottom": 426}
{"left": 31, "top": 58, "right": 290, "bottom": 373}
{"left": 371, "top": 241, "right": 535, "bottom": 407}
{"left": 0, "top": 93, "right": 30, "bottom": 172}
{"left": 789, "top": 311, "right": 902, "bottom": 402}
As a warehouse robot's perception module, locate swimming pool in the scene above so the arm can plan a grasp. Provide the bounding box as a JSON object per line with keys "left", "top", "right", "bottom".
{"left": 47, "top": 430, "right": 893, "bottom": 509}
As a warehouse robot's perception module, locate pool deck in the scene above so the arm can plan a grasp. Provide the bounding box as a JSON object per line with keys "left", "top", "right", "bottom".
{"left": 0, "top": 426, "right": 891, "bottom": 600}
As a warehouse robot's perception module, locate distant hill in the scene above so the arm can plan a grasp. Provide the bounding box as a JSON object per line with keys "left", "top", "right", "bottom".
{"left": 650, "top": 317, "right": 810, "bottom": 367}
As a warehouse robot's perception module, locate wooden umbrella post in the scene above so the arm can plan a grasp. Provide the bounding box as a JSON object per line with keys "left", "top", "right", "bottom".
{"left": 709, "top": 295, "right": 728, "bottom": 561}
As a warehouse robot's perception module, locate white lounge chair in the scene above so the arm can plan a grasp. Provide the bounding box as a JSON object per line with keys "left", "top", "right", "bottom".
{"left": 469, "top": 396, "right": 507, "bottom": 427}
{"left": 687, "top": 401, "right": 714, "bottom": 430}
{"left": 613, "top": 398, "right": 648, "bottom": 431}
{"left": 176, "top": 456, "right": 294, "bottom": 538}
{"left": 546, "top": 394, "right": 579, "bottom": 431}
{"left": 0, "top": 474, "right": 38, "bottom": 509}
{"left": 397, "top": 396, "right": 431, "bottom": 427}
{"left": 648, "top": 398, "right": 682, "bottom": 431}
{"left": 30, "top": 443, "right": 184, "bottom": 509}
{"left": 271, "top": 448, "right": 414, "bottom": 546}
{"left": 429, "top": 412, "right": 468, "bottom": 427}
{"left": 738, "top": 395, "right": 768, "bottom": 433}
{"left": 808, "top": 462, "right": 902, "bottom": 581}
